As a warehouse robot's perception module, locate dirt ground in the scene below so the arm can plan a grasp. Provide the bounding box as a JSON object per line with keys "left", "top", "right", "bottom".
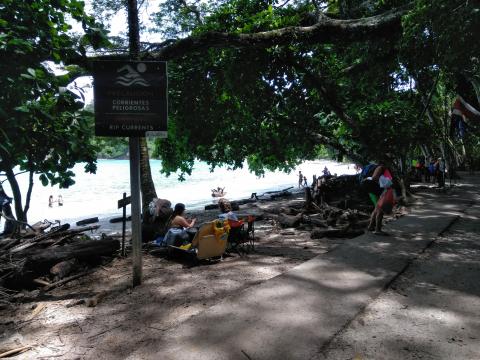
{"left": 0, "top": 195, "right": 356, "bottom": 359}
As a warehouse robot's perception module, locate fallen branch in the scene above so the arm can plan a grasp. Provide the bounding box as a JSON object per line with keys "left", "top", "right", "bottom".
{"left": 42, "top": 270, "right": 93, "bottom": 292}
{"left": 33, "top": 279, "right": 51, "bottom": 287}
{"left": 0, "top": 345, "right": 32, "bottom": 358}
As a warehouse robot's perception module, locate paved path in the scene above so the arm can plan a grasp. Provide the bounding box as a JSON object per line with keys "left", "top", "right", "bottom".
{"left": 121, "top": 178, "right": 477, "bottom": 360}
{"left": 320, "top": 180, "right": 480, "bottom": 359}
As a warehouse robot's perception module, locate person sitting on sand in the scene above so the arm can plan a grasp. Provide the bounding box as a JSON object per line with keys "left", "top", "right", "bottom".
{"left": 217, "top": 198, "right": 238, "bottom": 221}
{"left": 168, "top": 203, "right": 196, "bottom": 229}
{"left": 163, "top": 203, "right": 197, "bottom": 246}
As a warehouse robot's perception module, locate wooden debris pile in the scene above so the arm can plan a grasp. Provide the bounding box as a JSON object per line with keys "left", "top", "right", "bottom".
{"left": 267, "top": 199, "right": 370, "bottom": 239}
{"left": 311, "top": 174, "right": 370, "bottom": 211}
{"left": 257, "top": 175, "right": 373, "bottom": 239}
{"left": 264, "top": 175, "right": 409, "bottom": 240}
{"left": 0, "top": 221, "right": 119, "bottom": 295}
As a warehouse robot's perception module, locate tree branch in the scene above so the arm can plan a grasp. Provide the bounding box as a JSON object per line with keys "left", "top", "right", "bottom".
{"left": 85, "top": 5, "right": 409, "bottom": 64}
{"left": 289, "top": 59, "right": 360, "bottom": 134}
{"left": 178, "top": 0, "right": 203, "bottom": 25}
{"left": 152, "top": 6, "right": 406, "bottom": 60}
{"left": 314, "top": 133, "right": 365, "bottom": 164}
{"left": 23, "top": 168, "right": 34, "bottom": 216}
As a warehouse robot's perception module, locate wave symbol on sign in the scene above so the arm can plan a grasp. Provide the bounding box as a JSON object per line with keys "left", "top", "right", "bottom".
{"left": 115, "top": 65, "right": 150, "bottom": 87}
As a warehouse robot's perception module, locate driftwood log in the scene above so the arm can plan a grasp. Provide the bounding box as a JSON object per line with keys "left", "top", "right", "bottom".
{"left": 277, "top": 213, "right": 303, "bottom": 228}
{"left": 4, "top": 238, "right": 119, "bottom": 289}
{"left": 50, "top": 259, "right": 78, "bottom": 281}
{"left": 205, "top": 201, "right": 243, "bottom": 211}
{"left": 22, "top": 238, "right": 119, "bottom": 272}
{"left": 76, "top": 217, "right": 99, "bottom": 226}
{"left": 258, "top": 176, "right": 375, "bottom": 240}
{"left": 8, "top": 224, "right": 99, "bottom": 254}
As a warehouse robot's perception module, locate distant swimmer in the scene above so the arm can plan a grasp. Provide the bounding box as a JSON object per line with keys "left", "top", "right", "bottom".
{"left": 58, "top": 195, "right": 64, "bottom": 206}
{"left": 48, "top": 195, "right": 54, "bottom": 207}
{"left": 212, "top": 187, "right": 226, "bottom": 197}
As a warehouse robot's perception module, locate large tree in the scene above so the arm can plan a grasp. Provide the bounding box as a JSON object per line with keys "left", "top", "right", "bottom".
{"left": 139, "top": 0, "right": 478, "bottom": 178}
{"left": 0, "top": 0, "right": 107, "bottom": 223}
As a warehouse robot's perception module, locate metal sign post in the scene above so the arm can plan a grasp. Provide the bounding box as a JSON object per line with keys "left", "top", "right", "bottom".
{"left": 93, "top": 60, "right": 167, "bottom": 287}
{"left": 129, "top": 138, "right": 142, "bottom": 286}
{"left": 92, "top": 0, "right": 167, "bottom": 287}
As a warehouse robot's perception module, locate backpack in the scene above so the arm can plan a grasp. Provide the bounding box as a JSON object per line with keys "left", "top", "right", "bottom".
{"left": 359, "top": 163, "right": 377, "bottom": 182}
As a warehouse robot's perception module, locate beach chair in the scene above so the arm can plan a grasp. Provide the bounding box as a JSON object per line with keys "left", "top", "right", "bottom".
{"left": 245, "top": 215, "right": 255, "bottom": 250}
{"left": 227, "top": 216, "right": 255, "bottom": 253}
{"left": 168, "top": 221, "right": 229, "bottom": 261}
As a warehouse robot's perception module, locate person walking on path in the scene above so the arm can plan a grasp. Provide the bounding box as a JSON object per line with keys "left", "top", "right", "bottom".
{"left": 367, "top": 164, "right": 394, "bottom": 235}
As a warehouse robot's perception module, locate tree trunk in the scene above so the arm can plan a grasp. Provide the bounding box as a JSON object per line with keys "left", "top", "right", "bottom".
{"left": 139, "top": 137, "right": 157, "bottom": 220}
{"left": 305, "top": 186, "right": 313, "bottom": 208}
{"left": 5, "top": 167, "right": 26, "bottom": 223}
{"left": 399, "top": 176, "right": 409, "bottom": 204}
{"left": 23, "top": 169, "right": 34, "bottom": 218}
{"left": 125, "top": 0, "right": 158, "bottom": 221}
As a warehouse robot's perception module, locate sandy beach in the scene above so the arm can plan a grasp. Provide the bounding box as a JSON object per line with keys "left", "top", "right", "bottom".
{"left": 5, "top": 177, "right": 478, "bottom": 359}
{"left": 0, "top": 189, "right": 354, "bottom": 357}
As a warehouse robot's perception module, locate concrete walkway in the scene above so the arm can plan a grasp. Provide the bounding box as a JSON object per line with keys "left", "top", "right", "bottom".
{"left": 320, "top": 181, "right": 480, "bottom": 359}
{"left": 125, "top": 178, "right": 477, "bottom": 360}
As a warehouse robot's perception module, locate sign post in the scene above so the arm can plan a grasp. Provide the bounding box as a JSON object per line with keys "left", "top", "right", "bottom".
{"left": 93, "top": 60, "right": 167, "bottom": 287}
{"left": 129, "top": 138, "right": 142, "bottom": 286}
{"left": 117, "top": 193, "right": 132, "bottom": 257}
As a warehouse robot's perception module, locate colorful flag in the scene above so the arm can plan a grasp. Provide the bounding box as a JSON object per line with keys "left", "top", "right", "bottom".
{"left": 452, "top": 96, "right": 480, "bottom": 123}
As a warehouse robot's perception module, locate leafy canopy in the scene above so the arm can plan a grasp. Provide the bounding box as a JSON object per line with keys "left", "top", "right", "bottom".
{"left": 0, "top": 0, "right": 109, "bottom": 220}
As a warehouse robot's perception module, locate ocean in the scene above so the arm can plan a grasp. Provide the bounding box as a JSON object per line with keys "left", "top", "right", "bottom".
{"left": 1, "top": 159, "right": 356, "bottom": 228}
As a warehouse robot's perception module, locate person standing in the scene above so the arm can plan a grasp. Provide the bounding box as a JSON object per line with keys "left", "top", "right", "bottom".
{"left": 437, "top": 157, "right": 445, "bottom": 187}
{"left": 366, "top": 164, "right": 394, "bottom": 235}
{"left": 323, "top": 166, "right": 331, "bottom": 177}
{"left": 298, "top": 171, "right": 304, "bottom": 188}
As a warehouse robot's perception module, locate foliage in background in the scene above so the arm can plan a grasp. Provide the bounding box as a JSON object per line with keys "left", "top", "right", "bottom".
{"left": 148, "top": 0, "right": 480, "bottom": 179}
